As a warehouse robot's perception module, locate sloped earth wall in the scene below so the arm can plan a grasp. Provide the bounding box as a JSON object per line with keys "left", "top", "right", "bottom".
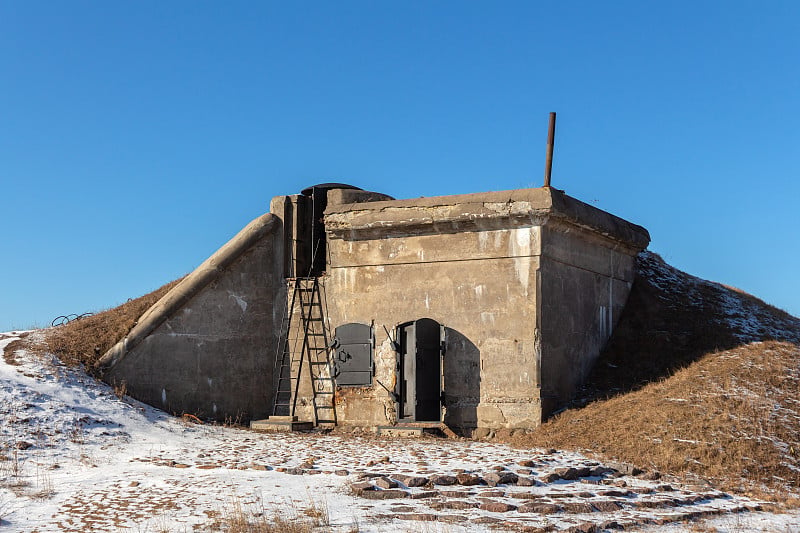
{"left": 100, "top": 214, "right": 284, "bottom": 422}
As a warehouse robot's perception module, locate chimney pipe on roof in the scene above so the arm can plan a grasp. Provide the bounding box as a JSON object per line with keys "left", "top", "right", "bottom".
{"left": 543, "top": 112, "right": 556, "bottom": 188}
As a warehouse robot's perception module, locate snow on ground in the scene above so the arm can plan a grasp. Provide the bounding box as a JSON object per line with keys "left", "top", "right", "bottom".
{"left": 638, "top": 251, "right": 800, "bottom": 344}
{"left": 2, "top": 331, "right": 800, "bottom": 532}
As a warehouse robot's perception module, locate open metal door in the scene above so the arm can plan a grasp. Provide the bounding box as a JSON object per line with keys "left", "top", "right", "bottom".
{"left": 397, "top": 318, "right": 443, "bottom": 422}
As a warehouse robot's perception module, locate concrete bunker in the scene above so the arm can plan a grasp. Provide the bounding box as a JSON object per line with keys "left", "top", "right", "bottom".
{"left": 99, "top": 184, "right": 650, "bottom": 432}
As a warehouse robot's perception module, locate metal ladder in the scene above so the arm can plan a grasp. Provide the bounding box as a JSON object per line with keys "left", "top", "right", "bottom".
{"left": 271, "top": 277, "right": 336, "bottom": 426}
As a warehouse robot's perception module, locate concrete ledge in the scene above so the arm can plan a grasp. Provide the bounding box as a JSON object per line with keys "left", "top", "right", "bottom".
{"left": 97, "top": 213, "right": 279, "bottom": 371}
{"left": 325, "top": 187, "right": 649, "bottom": 250}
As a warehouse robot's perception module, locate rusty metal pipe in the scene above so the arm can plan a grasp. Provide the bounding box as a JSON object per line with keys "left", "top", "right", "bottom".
{"left": 543, "top": 112, "right": 556, "bottom": 187}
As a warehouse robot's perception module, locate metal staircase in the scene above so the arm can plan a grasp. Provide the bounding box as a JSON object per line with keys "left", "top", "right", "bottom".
{"left": 271, "top": 277, "right": 336, "bottom": 426}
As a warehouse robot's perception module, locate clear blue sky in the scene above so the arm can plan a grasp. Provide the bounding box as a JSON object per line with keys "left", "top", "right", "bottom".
{"left": 1, "top": 1, "right": 798, "bottom": 331}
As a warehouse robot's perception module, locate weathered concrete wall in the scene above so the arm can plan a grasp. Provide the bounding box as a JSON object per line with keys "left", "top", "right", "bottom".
{"left": 320, "top": 187, "right": 649, "bottom": 429}
{"left": 99, "top": 214, "right": 285, "bottom": 422}
{"left": 321, "top": 191, "right": 557, "bottom": 430}
{"left": 538, "top": 221, "right": 640, "bottom": 416}
{"left": 320, "top": 226, "right": 542, "bottom": 429}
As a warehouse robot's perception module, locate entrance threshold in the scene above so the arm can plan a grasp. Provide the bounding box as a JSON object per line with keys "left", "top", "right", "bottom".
{"left": 376, "top": 422, "right": 457, "bottom": 439}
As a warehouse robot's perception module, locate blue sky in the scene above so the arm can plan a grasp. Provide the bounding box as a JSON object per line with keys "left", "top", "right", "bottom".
{"left": 1, "top": 1, "right": 798, "bottom": 331}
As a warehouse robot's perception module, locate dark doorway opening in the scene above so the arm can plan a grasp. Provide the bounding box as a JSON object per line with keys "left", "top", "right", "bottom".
{"left": 299, "top": 183, "right": 362, "bottom": 276}
{"left": 397, "top": 318, "right": 444, "bottom": 422}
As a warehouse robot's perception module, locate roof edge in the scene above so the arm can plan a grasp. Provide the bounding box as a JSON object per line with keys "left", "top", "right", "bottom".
{"left": 325, "top": 187, "right": 650, "bottom": 250}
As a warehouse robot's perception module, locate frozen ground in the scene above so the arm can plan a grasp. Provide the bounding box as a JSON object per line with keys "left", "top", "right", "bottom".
{"left": 1, "top": 331, "right": 799, "bottom": 532}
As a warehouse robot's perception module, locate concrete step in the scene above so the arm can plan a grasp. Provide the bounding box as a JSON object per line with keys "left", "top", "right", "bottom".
{"left": 376, "top": 422, "right": 457, "bottom": 438}
{"left": 250, "top": 418, "right": 313, "bottom": 432}
{"left": 376, "top": 425, "right": 425, "bottom": 438}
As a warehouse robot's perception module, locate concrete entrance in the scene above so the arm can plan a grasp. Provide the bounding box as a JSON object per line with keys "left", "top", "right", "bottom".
{"left": 398, "top": 318, "right": 444, "bottom": 422}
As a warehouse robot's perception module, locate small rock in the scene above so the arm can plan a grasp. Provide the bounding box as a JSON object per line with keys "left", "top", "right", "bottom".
{"left": 456, "top": 473, "right": 482, "bottom": 486}
{"left": 509, "top": 492, "right": 541, "bottom": 500}
{"left": 396, "top": 475, "right": 429, "bottom": 487}
{"left": 517, "top": 476, "right": 536, "bottom": 487}
{"left": 360, "top": 489, "right": 408, "bottom": 499}
{"left": 479, "top": 501, "right": 517, "bottom": 512}
{"left": 334, "top": 469, "right": 349, "bottom": 476}
{"left": 350, "top": 481, "right": 376, "bottom": 494}
{"left": 589, "top": 466, "right": 613, "bottom": 477}
{"left": 608, "top": 461, "right": 642, "bottom": 476}
{"left": 430, "top": 474, "right": 457, "bottom": 485}
{"left": 394, "top": 513, "right": 437, "bottom": 521}
{"left": 599, "top": 489, "right": 630, "bottom": 497}
{"left": 518, "top": 459, "right": 536, "bottom": 467}
{"left": 471, "top": 516, "right": 504, "bottom": 524}
{"left": 15, "top": 441, "right": 33, "bottom": 450}
{"left": 410, "top": 490, "right": 438, "bottom": 499}
{"left": 389, "top": 505, "right": 415, "bottom": 512}
{"left": 642, "top": 470, "right": 661, "bottom": 480}
{"left": 562, "top": 502, "right": 594, "bottom": 514}
{"left": 539, "top": 472, "right": 561, "bottom": 483}
{"left": 554, "top": 467, "right": 579, "bottom": 480}
{"left": 484, "top": 471, "right": 519, "bottom": 486}
{"left": 517, "top": 502, "right": 561, "bottom": 514}
{"left": 250, "top": 464, "right": 269, "bottom": 471}
{"left": 438, "top": 514, "right": 469, "bottom": 523}
{"left": 472, "top": 428, "right": 492, "bottom": 439}
{"left": 440, "top": 490, "right": 472, "bottom": 497}
{"left": 129, "top": 481, "right": 140, "bottom": 487}
{"left": 431, "top": 500, "right": 478, "bottom": 510}
{"left": 375, "top": 477, "right": 398, "bottom": 489}
{"left": 592, "top": 500, "right": 623, "bottom": 512}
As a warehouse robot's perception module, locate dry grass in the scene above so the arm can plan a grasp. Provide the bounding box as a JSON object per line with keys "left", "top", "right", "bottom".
{"left": 527, "top": 341, "right": 800, "bottom": 490}
{"left": 207, "top": 496, "right": 331, "bottom": 533}
{"left": 513, "top": 252, "right": 800, "bottom": 493}
{"left": 39, "top": 278, "right": 182, "bottom": 371}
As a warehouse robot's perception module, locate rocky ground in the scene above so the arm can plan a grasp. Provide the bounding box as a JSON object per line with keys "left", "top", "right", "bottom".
{"left": 2, "top": 331, "right": 799, "bottom": 532}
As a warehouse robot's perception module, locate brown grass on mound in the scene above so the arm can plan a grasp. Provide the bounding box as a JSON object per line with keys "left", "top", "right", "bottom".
{"left": 525, "top": 340, "right": 800, "bottom": 490}
{"left": 42, "top": 278, "right": 182, "bottom": 370}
